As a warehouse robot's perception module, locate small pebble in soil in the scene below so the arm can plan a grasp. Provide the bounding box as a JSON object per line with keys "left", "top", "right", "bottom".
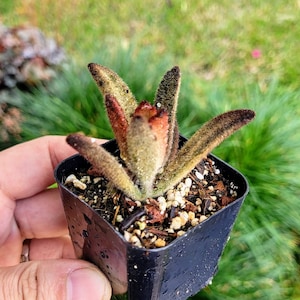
{"left": 65, "top": 174, "right": 87, "bottom": 190}
{"left": 155, "top": 238, "right": 166, "bottom": 248}
{"left": 195, "top": 171, "right": 204, "bottom": 180}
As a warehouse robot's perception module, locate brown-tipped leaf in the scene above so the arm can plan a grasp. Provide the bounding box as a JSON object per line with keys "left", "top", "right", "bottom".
{"left": 154, "top": 109, "right": 255, "bottom": 196}
{"left": 88, "top": 63, "right": 137, "bottom": 122}
{"left": 105, "top": 94, "right": 128, "bottom": 160}
{"left": 154, "top": 66, "right": 181, "bottom": 162}
{"left": 66, "top": 133, "right": 143, "bottom": 201}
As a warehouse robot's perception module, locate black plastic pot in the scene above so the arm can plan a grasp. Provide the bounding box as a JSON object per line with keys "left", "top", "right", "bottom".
{"left": 55, "top": 138, "right": 249, "bottom": 300}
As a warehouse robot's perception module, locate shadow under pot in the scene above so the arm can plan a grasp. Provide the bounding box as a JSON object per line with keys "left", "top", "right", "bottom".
{"left": 54, "top": 138, "right": 249, "bottom": 300}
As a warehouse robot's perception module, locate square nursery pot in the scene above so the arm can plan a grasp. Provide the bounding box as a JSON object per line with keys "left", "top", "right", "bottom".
{"left": 55, "top": 137, "right": 249, "bottom": 300}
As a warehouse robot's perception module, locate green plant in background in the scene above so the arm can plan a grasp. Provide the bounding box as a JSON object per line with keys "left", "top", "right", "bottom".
{"left": 2, "top": 1, "right": 300, "bottom": 89}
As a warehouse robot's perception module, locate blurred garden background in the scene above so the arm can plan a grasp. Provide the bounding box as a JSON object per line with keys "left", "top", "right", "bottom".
{"left": 1, "top": 1, "right": 300, "bottom": 299}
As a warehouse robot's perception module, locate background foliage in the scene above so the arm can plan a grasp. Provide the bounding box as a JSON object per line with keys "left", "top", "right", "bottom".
{"left": 1, "top": 1, "right": 300, "bottom": 299}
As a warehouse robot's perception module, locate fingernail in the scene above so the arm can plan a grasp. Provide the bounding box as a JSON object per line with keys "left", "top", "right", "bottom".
{"left": 67, "top": 268, "right": 110, "bottom": 300}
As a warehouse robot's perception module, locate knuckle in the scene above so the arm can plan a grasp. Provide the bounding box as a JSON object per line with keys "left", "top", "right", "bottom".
{"left": 0, "top": 263, "right": 38, "bottom": 299}
{"left": 1, "top": 261, "right": 67, "bottom": 300}
{"left": 18, "top": 263, "right": 39, "bottom": 299}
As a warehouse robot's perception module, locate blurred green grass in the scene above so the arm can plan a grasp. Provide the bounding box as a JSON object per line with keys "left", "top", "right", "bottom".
{"left": 2, "top": 0, "right": 300, "bottom": 88}
{"left": 1, "top": 1, "right": 300, "bottom": 299}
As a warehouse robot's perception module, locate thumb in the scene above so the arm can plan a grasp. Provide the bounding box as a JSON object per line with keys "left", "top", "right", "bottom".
{"left": 0, "top": 259, "right": 112, "bottom": 300}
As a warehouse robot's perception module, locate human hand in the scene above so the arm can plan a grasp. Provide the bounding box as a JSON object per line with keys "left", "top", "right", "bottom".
{"left": 0, "top": 136, "right": 111, "bottom": 300}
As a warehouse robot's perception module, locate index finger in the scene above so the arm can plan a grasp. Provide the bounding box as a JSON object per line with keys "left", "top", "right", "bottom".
{"left": 0, "top": 135, "right": 105, "bottom": 200}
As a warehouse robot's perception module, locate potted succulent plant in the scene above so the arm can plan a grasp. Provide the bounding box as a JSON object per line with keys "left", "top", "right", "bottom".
{"left": 55, "top": 64, "right": 255, "bottom": 299}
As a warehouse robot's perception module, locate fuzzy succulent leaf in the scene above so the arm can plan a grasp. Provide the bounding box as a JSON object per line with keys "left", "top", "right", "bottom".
{"left": 105, "top": 94, "right": 129, "bottom": 161}
{"left": 88, "top": 63, "right": 137, "bottom": 122}
{"left": 66, "top": 133, "right": 143, "bottom": 200}
{"left": 154, "top": 66, "right": 181, "bottom": 162}
{"left": 126, "top": 102, "right": 169, "bottom": 197}
{"left": 154, "top": 109, "right": 255, "bottom": 196}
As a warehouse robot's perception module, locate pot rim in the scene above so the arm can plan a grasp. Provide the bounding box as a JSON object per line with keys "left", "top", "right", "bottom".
{"left": 54, "top": 149, "right": 249, "bottom": 252}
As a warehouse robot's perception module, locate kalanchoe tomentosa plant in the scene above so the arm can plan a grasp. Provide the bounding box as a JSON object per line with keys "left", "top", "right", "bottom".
{"left": 67, "top": 64, "right": 255, "bottom": 202}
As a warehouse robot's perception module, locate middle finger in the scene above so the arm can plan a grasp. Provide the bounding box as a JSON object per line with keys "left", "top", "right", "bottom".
{"left": 15, "top": 188, "right": 68, "bottom": 240}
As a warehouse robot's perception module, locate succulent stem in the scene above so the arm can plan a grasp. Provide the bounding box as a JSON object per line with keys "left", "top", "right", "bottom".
{"left": 126, "top": 105, "right": 168, "bottom": 197}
